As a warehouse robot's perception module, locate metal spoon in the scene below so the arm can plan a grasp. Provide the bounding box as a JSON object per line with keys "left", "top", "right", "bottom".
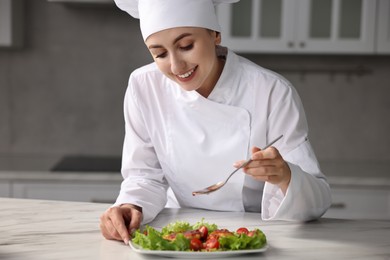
{"left": 192, "top": 135, "right": 283, "bottom": 196}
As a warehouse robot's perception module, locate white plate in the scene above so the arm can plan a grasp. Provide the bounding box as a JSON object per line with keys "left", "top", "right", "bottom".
{"left": 129, "top": 241, "right": 268, "bottom": 258}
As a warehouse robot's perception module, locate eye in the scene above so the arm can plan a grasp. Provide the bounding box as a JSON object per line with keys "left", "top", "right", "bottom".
{"left": 155, "top": 52, "right": 167, "bottom": 59}
{"left": 180, "top": 43, "right": 193, "bottom": 51}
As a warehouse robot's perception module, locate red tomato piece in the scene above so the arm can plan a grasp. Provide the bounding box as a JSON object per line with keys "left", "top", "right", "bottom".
{"left": 204, "top": 237, "right": 220, "bottom": 250}
{"left": 248, "top": 230, "right": 258, "bottom": 237}
{"left": 198, "top": 226, "right": 208, "bottom": 240}
{"left": 190, "top": 238, "right": 203, "bottom": 251}
{"left": 236, "top": 227, "right": 249, "bottom": 235}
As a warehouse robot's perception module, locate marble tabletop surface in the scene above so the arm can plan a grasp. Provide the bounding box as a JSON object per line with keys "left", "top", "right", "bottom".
{"left": 1, "top": 198, "right": 389, "bottom": 260}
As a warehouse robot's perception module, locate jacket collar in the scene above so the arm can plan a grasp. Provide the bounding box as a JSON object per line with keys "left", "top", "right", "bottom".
{"left": 208, "top": 47, "right": 240, "bottom": 104}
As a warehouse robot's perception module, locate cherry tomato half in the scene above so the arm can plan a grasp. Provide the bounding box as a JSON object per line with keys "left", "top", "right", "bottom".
{"left": 204, "top": 237, "right": 220, "bottom": 250}
{"left": 198, "top": 226, "right": 208, "bottom": 240}
{"left": 248, "top": 230, "right": 261, "bottom": 237}
{"left": 190, "top": 238, "right": 203, "bottom": 251}
{"left": 236, "top": 227, "right": 249, "bottom": 235}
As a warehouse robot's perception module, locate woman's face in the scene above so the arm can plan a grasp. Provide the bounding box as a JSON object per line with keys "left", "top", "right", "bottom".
{"left": 145, "top": 27, "right": 223, "bottom": 97}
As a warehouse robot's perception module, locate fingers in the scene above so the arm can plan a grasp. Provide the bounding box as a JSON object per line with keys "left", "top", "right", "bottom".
{"left": 234, "top": 145, "right": 291, "bottom": 194}
{"left": 99, "top": 205, "right": 143, "bottom": 245}
{"left": 251, "top": 146, "right": 260, "bottom": 154}
{"left": 233, "top": 159, "right": 247, "bottom": 168}
{"left": 100, "top": 207, "right": 129, "bottom": 243}
{"left": 109, "top": 208, "right": 131, "bottom": 244}
{"left": 244, "top": 166, "right": 283, "bottom": 183}
{"left": 245, "top": 146, "right": 290, "bottom": 185}
{"left": 128, "top": 208, "right": 142, "bottom": 236}
{"left": 251, "top": 146, "right": 278, "bottom": 160}
{"left": 100, "top": 215, "right": 122, "bottom": 240}
{"left": 100, "top": 208, "right": 123, "bottom": 241}
{"left": 233, "top": 147, "right": 278, "bottom": 168}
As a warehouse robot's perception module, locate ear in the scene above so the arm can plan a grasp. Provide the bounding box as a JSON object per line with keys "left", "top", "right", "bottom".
{"left": 215, "top": 32, "right": 222, "bottom": 45}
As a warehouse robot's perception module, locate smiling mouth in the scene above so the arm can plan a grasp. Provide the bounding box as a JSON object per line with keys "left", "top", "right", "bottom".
{"left": 177, "top": 66, "right": 197, "bottom": 79}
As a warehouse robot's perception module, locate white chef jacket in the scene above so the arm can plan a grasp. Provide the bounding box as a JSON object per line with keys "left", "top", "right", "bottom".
{"left": 114, "top": 48, "right": 332, "bottom": 224}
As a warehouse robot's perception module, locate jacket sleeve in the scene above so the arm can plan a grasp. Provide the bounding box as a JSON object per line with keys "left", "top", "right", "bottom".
{"left": 261, "top": 80, "right": 332, "bottom": 221}
{"left": 113, "top": 77, "right": 168, "bottom": 224}
{"left": 261, "top": 140, "right": 332, "bottom": 221}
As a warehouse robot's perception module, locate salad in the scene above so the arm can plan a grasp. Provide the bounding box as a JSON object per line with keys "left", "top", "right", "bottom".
{"left": 131, "top": 219, "right": 267, "bottom": 252}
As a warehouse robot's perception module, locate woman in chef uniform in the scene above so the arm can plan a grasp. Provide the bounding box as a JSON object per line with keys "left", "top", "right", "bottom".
{"left": 100, "top": 0, "right": 332, "bottom": 244}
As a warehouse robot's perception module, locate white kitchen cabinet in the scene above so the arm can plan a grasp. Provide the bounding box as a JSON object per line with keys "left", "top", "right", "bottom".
{"left": 0, "top": 181, "right": 11, "bottom": 197}
{"left": 376, "top": 0, "right": 390, "bottom": 53}
{"left": 217, "top": 0, "right": 378, "bottom": 54}
{"left": 324, "top": 186, "right": 390, "bottom": 220}
{"left": 297, "top": 0, "right": 376, "bottom": 53}
{"left": 12, "top": 181, "right": 120, "bottom": 204}
{"left": 0, "top": 0, "right": 23, "bottom": 48}
{"left": 217, "top": 0, "right": 296, "bottom": 53}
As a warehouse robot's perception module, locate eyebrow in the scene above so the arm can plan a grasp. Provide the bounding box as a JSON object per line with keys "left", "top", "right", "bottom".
{"left": 148, "top": 33, "right": 192, "bottom": 49}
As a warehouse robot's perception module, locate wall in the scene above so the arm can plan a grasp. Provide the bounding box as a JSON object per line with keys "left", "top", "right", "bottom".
{"left": 244, "top": 54, "right": 390, "bottom": 162}
{"left": 0, "top": 1, "right": 150, "bottom": 158}
{"left": 0, "top": 0, "right": 389, "bottom": 165}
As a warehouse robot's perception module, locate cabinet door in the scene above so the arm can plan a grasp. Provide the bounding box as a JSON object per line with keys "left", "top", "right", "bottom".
{"left": 376, "top": 0, "right": 390, "bottom": 53}
{"left": 297, "top": 0, "right": 377, "bottom": 53}
{"left": 324, "top": 187, "right": 390, "bottom": 220}
{"left": 0, "top": 0, "right": 23, "bottom": 47}
{"left": 217, "top": 0, "right": 377, "bottom": 54}
{"left": 0, "top": 181, "right": 11, "bottom": 197}
{"left": 217, "top": 0, "right": 297, "bottom": 53}
{"left": 12, "top": 181, "right": 120, "bottom": 204}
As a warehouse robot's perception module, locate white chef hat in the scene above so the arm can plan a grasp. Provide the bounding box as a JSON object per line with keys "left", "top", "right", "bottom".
{"left": 114, "top": 0, "right": 240, "bottom": 41}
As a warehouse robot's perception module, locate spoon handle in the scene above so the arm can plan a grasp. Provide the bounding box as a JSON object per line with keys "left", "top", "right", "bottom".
{"left": 260, "top": 134, "right": 284, "bottom": 152}
{"left": 226, "top": 134, "right": 284, "bottom": 182}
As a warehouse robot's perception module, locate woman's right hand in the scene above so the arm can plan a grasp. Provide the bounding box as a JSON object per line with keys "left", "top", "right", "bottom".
{"left": 99, "top": 204, "right": 143, "bottom": 245}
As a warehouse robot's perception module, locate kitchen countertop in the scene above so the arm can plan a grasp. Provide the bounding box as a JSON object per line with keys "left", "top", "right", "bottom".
{"left": 0, "top": 155, "right": 123, "bottom": 183}
{"left": 1, "top": 156, "right": 389, "bottom": 187}
{"left": 0, "top": 170, "right": 123, "bottom": 182}
{"left": 0, "top": 197, "right": 389, "bottom": 260}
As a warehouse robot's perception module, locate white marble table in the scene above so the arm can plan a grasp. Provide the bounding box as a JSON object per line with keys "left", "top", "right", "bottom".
{"left": 1, "top": 198, "right": 389, "bottom": 260}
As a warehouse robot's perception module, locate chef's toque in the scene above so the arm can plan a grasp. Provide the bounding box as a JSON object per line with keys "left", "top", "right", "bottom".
{"left": 114, "top": 0, "right": 240, "bottom": 41}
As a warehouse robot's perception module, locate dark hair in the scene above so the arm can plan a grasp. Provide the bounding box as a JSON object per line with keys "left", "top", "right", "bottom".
{"left": 207, "top": 29, "right": 221, "bottom": 37}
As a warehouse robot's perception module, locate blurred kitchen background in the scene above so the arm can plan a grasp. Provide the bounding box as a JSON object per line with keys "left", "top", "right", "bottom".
{"left": 0, "top": 0, "right": 389, "bottom": 218}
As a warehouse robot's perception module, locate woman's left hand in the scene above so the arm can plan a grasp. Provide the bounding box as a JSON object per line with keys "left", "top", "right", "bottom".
{"left": 234, "top": 146, "right": 291, "bottom": 194}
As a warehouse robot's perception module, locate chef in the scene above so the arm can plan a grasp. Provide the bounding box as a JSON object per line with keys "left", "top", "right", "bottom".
{"left": 100, "top": 0, "right": 332, "bottom": 245}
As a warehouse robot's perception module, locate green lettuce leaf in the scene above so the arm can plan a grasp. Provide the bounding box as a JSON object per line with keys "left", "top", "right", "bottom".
{"left": 132, "top": 225, "right": 190, "bottom": 251}
{"left": 219, "top": 229, "right": 267, "bottom": 250}
{"left": 161, "top": 221, "right": 192, "bottom": 235}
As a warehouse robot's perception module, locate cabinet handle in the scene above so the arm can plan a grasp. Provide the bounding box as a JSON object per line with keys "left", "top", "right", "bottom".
{"left": 300, "top": 42, "right": 306, "bottom": 48}
{"left": 287, "top": 41, "right": 294, "bottom": 48}
{"left": 330, "top": 202, "right": 346, "bottom": 209}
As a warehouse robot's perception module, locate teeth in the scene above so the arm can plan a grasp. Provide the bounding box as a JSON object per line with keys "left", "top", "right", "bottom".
{"left": 178, "top": 68, "right": 195, "bottom": 78}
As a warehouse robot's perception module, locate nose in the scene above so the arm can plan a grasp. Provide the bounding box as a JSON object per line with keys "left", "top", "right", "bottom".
{"left": 170, "top": 53, "right": 186, "bottom": 75}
